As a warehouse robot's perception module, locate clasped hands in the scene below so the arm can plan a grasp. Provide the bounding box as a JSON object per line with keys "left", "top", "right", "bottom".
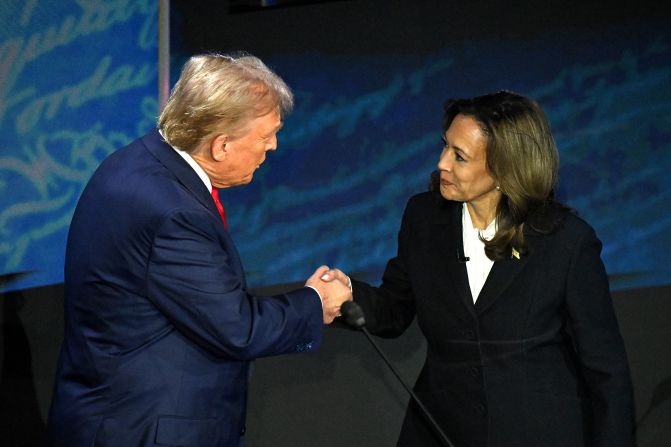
{"left": 305, "top": 266, "right": 352, "bottom": 324}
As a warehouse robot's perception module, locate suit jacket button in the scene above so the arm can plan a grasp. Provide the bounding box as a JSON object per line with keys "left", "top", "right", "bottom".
{"left": 465, "top": 330, "right": 475, "bottom": 340}
{"left": 475, "top": 402, "right": 487, "bottom": 415}
{"left": 240, "top": 426, "right": 246, "bottom": 435}
{"left": 469, "top": 366, "right": 480, "bottom": 378}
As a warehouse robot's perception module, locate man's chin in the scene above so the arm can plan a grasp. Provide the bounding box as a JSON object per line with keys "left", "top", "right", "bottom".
{"left": 229, "top": 174, "right": 254, "bottom": 188}
{"left": 213, "top": 174, "right": 253, "bottom": 189}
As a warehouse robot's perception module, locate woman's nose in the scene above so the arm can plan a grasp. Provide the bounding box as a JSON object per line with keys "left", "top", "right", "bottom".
{"left": 438, "top": 149, "right": 451, "bottom": 172}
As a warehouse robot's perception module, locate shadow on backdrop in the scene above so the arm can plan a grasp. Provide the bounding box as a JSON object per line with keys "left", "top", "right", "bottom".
{"left": 0, "top": 272, "right": 46, "bottom": 447}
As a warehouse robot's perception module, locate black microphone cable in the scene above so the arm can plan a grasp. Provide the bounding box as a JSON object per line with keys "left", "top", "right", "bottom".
{"left": 340, "top": 301, "right": 457, "bottom": 447}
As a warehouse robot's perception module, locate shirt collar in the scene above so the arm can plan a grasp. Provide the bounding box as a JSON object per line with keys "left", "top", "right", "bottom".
{"left": 158, "top": 129, "right": 212, "bottom": 191}
{"left": 462, "top": 202, "right": 497, "bottom": 240}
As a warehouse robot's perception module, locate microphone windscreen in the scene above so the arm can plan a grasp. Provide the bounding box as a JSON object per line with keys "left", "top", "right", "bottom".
{"left": 341, "top": 301, "right": 366, "bottom": 328}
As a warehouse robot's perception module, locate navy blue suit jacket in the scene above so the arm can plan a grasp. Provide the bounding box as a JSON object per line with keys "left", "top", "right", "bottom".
{"left": 47, "top": 130, "right": 323, "bottom": 447}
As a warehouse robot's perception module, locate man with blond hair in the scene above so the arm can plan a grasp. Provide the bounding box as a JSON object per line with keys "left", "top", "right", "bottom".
{"left": 47, "top": 53, "right": 351, "bottom": 447}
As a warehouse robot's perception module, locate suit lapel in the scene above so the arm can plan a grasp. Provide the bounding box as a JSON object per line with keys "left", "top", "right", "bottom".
{"left": 141, "top": 129, "right": 221, "bottom": 222}
{"left": 140, "top": 130, "right": 247, "bottom": 287}
{"left": 474, "top": 232, "right": 538, "bottom": 315}
{"left": 433, "top": 201, "right": 476, "bottom": 316}
{"left": 433, "top": 199, "right": 543, "bottom": 316}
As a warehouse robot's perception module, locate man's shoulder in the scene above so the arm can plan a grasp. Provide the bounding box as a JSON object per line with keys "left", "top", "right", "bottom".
{"left": 93, "top": 130, "right": 158, "bottom": 171}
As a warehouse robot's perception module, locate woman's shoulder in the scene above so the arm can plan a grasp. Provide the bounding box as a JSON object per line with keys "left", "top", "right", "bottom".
{"left": 401, "top": 192, "right": 460, "bottom": 232}
{"left": 532, "top": 203, "right": 597, "bottom": 241}
{"left": 407, "top": 191, "right": 459, "bottom": 211}
{"left": 558, "top": 209, "right": 598, "bottom": 238}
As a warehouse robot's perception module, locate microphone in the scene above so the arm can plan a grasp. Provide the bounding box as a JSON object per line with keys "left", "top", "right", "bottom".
{"left": 456, "top": 249, "right": 469, "bottom": 263}
{"left": 341, "top": 300, "right": 366, "bottom": 328}
{"left": 340, "top": 301, "right": 457, "bottom": 447}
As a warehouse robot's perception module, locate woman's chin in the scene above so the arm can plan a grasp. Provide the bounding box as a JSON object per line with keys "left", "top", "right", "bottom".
{"left": 440, "top": 187, "right": 459, "bottom": 202}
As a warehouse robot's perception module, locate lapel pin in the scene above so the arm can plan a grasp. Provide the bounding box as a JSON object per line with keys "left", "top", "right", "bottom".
{"left": 511, "top": 248, "right": 520, "bottom": 260}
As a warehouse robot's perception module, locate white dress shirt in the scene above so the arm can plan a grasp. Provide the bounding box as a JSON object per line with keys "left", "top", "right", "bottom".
{"left": 462, "top": 202, "right": 497, "bottom": 303}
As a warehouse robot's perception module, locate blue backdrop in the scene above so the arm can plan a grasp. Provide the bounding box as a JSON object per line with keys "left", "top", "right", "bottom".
{"left": 0, "top": 0, "right": 157, "bottom": 291}
{"left": 1, "top": 1, "right": 669, "bottom": 293}
{"left": 214, "top": 25, "right": 671, "bottom": 291}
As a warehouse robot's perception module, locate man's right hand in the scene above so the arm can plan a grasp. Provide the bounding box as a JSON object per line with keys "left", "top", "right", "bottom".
{"left": 305, "top": 266, "right": 353, "bottom": 324}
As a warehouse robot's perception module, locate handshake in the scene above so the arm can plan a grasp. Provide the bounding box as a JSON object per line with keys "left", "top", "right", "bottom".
{"left": 305, "top": 266, "right": 352, "bottom": 324}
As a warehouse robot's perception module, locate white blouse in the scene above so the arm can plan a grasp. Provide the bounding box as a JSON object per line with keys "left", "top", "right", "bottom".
{"left": 462, "top": 202, "right": 497, "bottom": 303}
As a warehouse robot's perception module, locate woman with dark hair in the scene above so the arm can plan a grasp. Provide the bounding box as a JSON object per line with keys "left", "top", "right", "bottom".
{"left": 326, "top": 91, "right": 634, "bottom": 447}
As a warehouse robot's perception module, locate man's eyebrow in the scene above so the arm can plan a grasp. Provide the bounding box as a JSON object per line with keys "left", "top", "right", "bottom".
{"left": 262, "top": 122, "right": 283, "bottom": 138}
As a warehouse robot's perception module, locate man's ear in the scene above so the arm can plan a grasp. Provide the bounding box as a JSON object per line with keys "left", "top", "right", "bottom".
{"left": 210, "top": 134, "right": 229, "bottom": 162}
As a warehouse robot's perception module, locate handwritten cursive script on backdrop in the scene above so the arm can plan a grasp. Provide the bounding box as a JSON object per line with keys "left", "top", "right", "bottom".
{"left": 0, "top": 0, "right": 157, "bottom": 288}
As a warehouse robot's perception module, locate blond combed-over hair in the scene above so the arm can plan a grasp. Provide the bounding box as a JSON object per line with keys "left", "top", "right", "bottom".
{"left": 158, "top": 52, "right": 294, "bottom": 152}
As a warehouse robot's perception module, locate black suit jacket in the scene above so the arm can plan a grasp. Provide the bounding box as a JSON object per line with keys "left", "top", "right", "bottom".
{"left": 353, "top": 192, "right": 634, "bottom": 447}
{"left": 48, "top": 130, "right": 323, "bottom": 447}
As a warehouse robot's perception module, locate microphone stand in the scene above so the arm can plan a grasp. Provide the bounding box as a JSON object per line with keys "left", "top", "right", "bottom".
{"left": 342, "top": 302, "right": 456, "bottom": 447}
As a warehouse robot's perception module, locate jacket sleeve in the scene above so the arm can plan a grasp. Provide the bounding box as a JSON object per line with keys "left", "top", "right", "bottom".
{"left": 352, "top": 198, "right": 417, "bottom": 338}
{"left": 565, "top": 225, "right": 635, "bottom": 447}
{"left": 145, "top": 207, "right": 323, "bottom": 360}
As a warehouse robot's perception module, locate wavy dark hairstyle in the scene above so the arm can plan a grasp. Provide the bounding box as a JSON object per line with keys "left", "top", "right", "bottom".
{"left": 430, "top": 90, "right": 568, "bottom": 260}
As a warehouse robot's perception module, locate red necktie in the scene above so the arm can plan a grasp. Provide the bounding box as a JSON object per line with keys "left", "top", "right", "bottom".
{"left": 210, "top": 187, "right": 228, "bottom": 229}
